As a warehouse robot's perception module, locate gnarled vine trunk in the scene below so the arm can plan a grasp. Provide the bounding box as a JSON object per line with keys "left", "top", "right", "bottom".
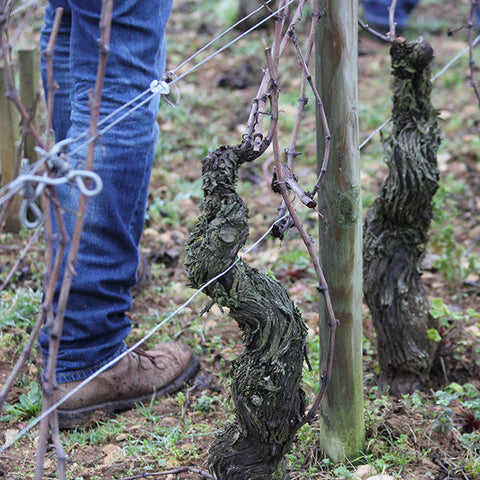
{"left": 185, "top": 142, "right": 307, "bottom": 480}
{"left": 363, "top": 38, "right": 441, "bottom": 394}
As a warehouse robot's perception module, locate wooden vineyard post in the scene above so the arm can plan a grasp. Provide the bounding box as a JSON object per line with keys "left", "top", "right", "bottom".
{"left": 315, "top": 0, "right": 365, "bottom": 461}
{"left": 0, "top": 62, "right": 21, "bottom": 232}
{"left": 19, "top": 46, "right": 40, "bottom": 163}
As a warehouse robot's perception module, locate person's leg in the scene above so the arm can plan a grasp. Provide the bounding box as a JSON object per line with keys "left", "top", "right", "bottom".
{"left": 40, "top": 0, "right": 199, "bottom": 428}
{"left": 362, "top": 0, "right": 420, "bottom": 31}
{"left": 39, "top": 0, "right": 194, "bottom": 379}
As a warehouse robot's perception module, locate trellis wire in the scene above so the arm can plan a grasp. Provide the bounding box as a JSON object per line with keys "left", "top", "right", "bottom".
{"left": 0, "top": 0, "right": 296, "bottom": 211}
{"left": 171, "top": 0, "right": 273, "bottom": 75}
{"left": 73, "top": 0, "right": 276, "bottom": 146}
{"left": 67, "top": 0, "right": 297, "bottom": 157}
{"left": 359, "top": 32, "right": 480, "bottom": 150}
{"left": 1, "top": 2, "right": 477, "bottom": 204}
{"left": 170, "top": 0, "right": 296, "bottom": 85}
{"left": 70, "top": 0, "right": 275, "bottom": 148}
{"left": 2, "top": 0, "right": 480, "bottom": 453}
{"left": 0, "top": 209, "right": 293, "bottom": 453}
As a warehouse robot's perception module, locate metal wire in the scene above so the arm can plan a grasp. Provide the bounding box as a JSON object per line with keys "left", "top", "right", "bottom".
{"left": 170, "top": 0, "right": 296, "bottom": 85}
{"left": 0, "top": 209, "right": 291, "bottom": 453}
{"left": 65, "top": 0, "right": 297, "bottom": 160}
{"left": 2, "top": 0, "right": 480, "bottom": 449}
{"left": 359, "top": 33, "right": 480, "bottom": 150}
{"left": 171, "top": 0, "right": 273, "bottom": 75}
{"left": 0, "top": 0, "right": 296, "bottom": 216}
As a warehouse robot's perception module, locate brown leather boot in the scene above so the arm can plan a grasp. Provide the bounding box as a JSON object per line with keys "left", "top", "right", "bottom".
{"left": 53, "top": 342, "right": 199, "bottom": 429}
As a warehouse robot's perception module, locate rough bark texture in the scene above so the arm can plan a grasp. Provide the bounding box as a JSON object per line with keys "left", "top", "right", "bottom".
{"left": 363, "top": 38, "right": 441, "bottom": 394}
{"left": 185, "top": 143, "right": 307, "bottom": 480}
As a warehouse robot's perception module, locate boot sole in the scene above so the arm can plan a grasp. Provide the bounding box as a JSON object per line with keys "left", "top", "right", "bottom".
{"left": 57, "top": 354, "right": 200, "bottom": 430}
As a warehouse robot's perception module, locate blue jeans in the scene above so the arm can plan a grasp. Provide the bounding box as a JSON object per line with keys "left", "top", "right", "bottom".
{"left": 362, "top": 0, "right": 419, "bottom": 30}
{"left": 39, "top": 0, "right": 173, "bottom": 383}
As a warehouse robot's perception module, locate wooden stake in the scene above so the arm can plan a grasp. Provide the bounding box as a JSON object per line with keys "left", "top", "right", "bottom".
{"left": 19, "top": 46, "right": 40, "bottom": 163}
{"left": 0, "top": 62, "right": 21, "bottom": 232}
{"left": 315, "top": 0, "right": 365, "bottom": 461}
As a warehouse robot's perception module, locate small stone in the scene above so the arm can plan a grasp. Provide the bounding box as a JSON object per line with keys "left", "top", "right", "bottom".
{"left": 422, "top": 253, "right": 440, "bottom": 271}
{"left": 354, "top": 464, "right": 377, "bottom": 479}
{"left": 466, "top": 324, "right": 480, "bottom": 338}
{"left": 142, "top": 227, "right": 161, "bottom": 242}
{"left": 177, "top": 198, "right": 199, "bottom": 220}
{"left": 4, "top": 429, "right": 18, "bottom": 446}
{"left": 438, "top": 110, "right": 453, "bottom": 120}
{"left": 102, "top": 444, "right": 122, "bottom": 465}
{"left": 465, "top": 272, "right": 480, "bottom": 283}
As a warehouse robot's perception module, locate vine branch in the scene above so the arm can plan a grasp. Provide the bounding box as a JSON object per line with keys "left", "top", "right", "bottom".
{"left": 266, "top": 6, "right": 337, "bottom": 422}
{"left": 468, "top": 0, "right": 480, "bottom": 104}
{"left": 34, "top": 2, "right": 114, "bottom": 479}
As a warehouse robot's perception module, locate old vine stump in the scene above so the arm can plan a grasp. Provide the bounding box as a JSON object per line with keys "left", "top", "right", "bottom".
{"left": 185, "top": 143, "right": 307, "bottom": 480}
{"left": 363, "top": 37, "right": 441, "bottom": 394}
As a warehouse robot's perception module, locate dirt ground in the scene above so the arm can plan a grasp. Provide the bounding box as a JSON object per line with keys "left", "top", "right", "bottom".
{"left": 1, "top": 1, "right": 480, "bottom": 479}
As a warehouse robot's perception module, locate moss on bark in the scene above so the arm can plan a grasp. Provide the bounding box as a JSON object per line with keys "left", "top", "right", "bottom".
{"left": 185, "top": 142, "right": 307, "bottom": 480}
{"left": 363, "top": 38, "right": 441, "bottom": 394}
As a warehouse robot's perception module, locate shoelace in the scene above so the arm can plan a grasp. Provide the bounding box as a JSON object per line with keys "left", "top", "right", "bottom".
{"left": 132, "top": 347, "right": 164, "bottom": 370}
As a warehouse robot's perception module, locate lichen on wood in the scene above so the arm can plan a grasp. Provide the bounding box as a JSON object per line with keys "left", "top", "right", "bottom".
{"left": 185, "top": 140, "right": 308, "bottom": 480}
{"left": 363, "top": 37, "right": 441, "bottom": 394}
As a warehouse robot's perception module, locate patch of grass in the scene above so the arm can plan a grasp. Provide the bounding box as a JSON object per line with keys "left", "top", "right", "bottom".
{"left": 66, "top": 419, "right": 127, "bottom": 447}
{"left": 359, "top": 101, "right": 391, "bottom": 132}
{"left": 430, "top": 176, "right": 480, "bottom": 292}
{"left": 211, "top": 0, "right": 239, "bottom": 27}
{"left": 0, "top": 288, "right": 41, "bottom": 356}
{"left": 146, "top": 197, "right": 180, "bottom": 226}
{"left": 302, "top": 335, "right": 320, "bottom": 402}
{"left": 0, "top": 288, "right": 41, "bottom": 330}
{"left": 63, "top": 401, "right": 212, "bottom": 468}
{"left": 275, "top": 247, "right": 312, "bottom": 273}
{"left": 352, "top": 383, "right": 480, "bottom": 478}
{"left": 124, "top": 414, "right": 208, "bottom": 465}
{"left": 431, "top": 383, "right": 480, "bottom": 477}
{"left": 285, "top": 422, "right": 323, "bottom": 476}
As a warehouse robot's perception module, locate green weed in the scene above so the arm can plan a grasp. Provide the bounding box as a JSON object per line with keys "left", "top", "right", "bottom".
{"left": 146, "top": 197, "right": 180, "bottom": 226}
{"left": 212, "top": 0, "right": 239, "bottom": 27}
{"left": 0, "top": 288, "right": 41, "bottom": 330}
{"left": 1, "top": 381, "right": 42, "bottom": 421}
{"left": 195, "top": 393, "right": 220, "bottom": 414}
{"left": 432, "top": 383, "right": 480, "bottom": 476}
{"left": 285, "top": 422, "right": 322, "bottom": 475}
{"left": 427, "top": 296, "right": 463, "bottom": 343}
{"left": 428, "top": 298, "right": 480, "bottom": 367}
{"left": 275, "top": 248, "right": 313, "bottom": 273}
{"left": 430, "top": 177, "right": 480, "bottom": 292}
{"left": 302, "top": 335, "right": 320, "bottom": 401}
{"left": 123, "top": 417, "right": 207, "bottom": 465}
